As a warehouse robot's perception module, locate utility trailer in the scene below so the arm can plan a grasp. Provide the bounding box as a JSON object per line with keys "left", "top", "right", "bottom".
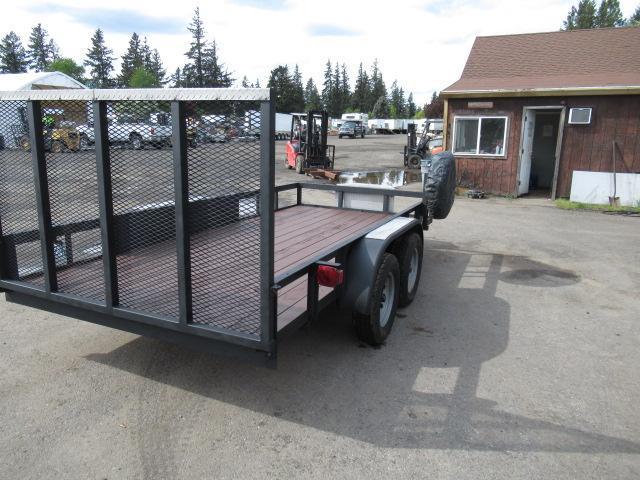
{"left": 0, "top": 88, "right": 449, "bottom": 366}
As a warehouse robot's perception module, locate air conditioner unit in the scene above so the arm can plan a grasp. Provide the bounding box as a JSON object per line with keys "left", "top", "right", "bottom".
{"left": 568, "top": 107, "right": 592, "bottom": 125}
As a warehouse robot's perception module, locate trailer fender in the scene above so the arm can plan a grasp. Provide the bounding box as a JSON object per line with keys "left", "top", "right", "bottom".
{"left": 341, "top": 217, "right": 422, "bottom": 315}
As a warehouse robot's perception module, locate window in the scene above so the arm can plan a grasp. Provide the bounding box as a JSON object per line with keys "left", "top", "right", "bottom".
{"left": 452, "top": 116, "right": 508, "bottom": 156}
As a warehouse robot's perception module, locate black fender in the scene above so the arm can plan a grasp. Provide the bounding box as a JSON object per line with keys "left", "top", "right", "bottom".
{"left": 340, "top": 217, "right": 423, "bottom": 315}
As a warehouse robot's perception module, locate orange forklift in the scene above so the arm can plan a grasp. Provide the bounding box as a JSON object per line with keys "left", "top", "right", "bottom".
{"left": 284, "top": 110, "right": 335, "bottom": 174}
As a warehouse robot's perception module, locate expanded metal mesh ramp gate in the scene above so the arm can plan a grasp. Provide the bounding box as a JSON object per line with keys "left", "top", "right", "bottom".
{"left": 0, "top": 89, "right": 276, "bottom": 360}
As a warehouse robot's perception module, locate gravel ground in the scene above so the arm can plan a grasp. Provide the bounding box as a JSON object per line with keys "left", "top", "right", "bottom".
{"left": 1, "top": 135, "right": 639, "bottom": 479}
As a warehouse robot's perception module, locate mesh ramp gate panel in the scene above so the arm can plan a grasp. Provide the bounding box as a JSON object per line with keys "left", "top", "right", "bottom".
{"left": 0, "top": 89, "right": 274, "bottom": 351}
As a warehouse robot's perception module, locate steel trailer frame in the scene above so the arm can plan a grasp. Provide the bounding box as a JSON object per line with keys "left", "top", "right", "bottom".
{"left": 0, "top": 88, "right": 427, "bottom": 366}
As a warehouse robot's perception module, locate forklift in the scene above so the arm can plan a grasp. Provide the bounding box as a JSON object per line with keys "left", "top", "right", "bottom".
{"left": 403, "top": 121, "right": 443, "bottom": 169}
{"left": 284, "top": 110, "right": 335, "bottom": 174}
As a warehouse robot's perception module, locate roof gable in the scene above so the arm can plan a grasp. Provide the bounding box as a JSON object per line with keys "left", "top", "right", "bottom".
{"left": 443, "top": 27, "right": 640, "bottom": 96}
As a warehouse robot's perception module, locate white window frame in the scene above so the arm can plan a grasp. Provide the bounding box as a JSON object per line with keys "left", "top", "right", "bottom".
{"left": 452, "top": 115, "right": 509, "bottom": 157}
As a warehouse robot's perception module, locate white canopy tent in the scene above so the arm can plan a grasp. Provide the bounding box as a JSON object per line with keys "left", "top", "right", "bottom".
{"left": 0, "top": 72, "right": 86, "bottom": 148}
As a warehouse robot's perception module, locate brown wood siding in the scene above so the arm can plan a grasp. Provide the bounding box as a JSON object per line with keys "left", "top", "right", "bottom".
{"left": 446, "top": 95, "right": 640, "bottom": 197}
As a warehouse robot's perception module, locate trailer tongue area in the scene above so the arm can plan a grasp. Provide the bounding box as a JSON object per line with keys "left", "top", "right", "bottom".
{"left": 0, "top": 88, "right": 455, "bottom": 366}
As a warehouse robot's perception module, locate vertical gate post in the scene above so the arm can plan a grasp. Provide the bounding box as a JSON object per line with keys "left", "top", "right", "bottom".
{"left": 0, "top": 212, "right": 5, "bottom": 285}
{"left": 172, "top": 101, "right": 192, "bottom": 325}
{"left": 94, "top": 100, "right": 119, "bottom": 308}
{"left": 260, "top": 96, "right": 276, "bottom": 355}
{"left": 27, "top": 100, "right": 57, "bottom": 293}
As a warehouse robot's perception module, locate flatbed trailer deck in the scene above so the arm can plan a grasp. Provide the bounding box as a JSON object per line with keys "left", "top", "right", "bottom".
{"left": 0, "top": 88, "right": 435, "bottom": 366}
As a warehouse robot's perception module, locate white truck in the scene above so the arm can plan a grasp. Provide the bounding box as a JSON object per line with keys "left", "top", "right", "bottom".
{"left": 76, "top": 114, "right": 172, "bottom": 149}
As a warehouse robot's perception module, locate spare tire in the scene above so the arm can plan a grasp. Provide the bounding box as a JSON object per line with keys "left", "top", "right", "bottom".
{"left": 423, "top": 151, "right": 456, "bottom": 219}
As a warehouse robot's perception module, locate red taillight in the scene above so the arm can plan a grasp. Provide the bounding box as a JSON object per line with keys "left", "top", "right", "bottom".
{"left": 317, "top": 266, "right": 343, "bottom": 287}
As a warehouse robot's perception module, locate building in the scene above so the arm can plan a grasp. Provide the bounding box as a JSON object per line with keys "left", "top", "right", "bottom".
{"left": 0, "top": 72, "right": 87, "bottom": 149}
{"left": 441, "top": 27, "right": 640, "bottom": 199}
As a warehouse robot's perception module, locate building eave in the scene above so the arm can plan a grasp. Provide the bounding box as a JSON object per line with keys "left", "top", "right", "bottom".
{"left": 441, "top": 85, "right": 640, "bottom": 98}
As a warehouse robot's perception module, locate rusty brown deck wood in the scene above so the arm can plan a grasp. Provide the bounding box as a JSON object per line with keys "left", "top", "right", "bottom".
{"left": 33, "top": 205, "right": 392, "bottom": 335}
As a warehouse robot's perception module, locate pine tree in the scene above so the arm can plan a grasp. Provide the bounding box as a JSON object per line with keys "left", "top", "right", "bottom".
{"left": 84, "top": 29, "right": 115, "bottom": 88}
{"left": 291, "top": 64, "right": 305, "bottom": 112}
{"left": 371, "top": 95, "right": 390, "bottom": 119}
{"left": 563, "top": 0, "right": 597, "bottom": 29}
{"left": 304, "top": 78, "right": 322, "bottom": 111}
{"left": 182, "top": 8, "right": 232, "bottom": 88}
{"left": 331, "top": 62, "right": 342, "bottom": 116}
{"left": 201, "top": 40, "right": 232, "bottom": 87}
{"left": 147, "top": 49, "right": 166, "bottom": 86}
{"left": 321, "top": 60, "right": 333, "bottom": 112}
{"left": 119, "top": 33, "right": 144, "bottom": 87}
{"left": 255, "top": 78, "right": 260, "bottom": 88}
{"left": 0, "top": 32, "right": 29, "bottom": 73}
{"left": 369, "top": 59, "right": 387, "bottom": 112}
{"left": 268, "top": 64, "right": 295, "bottom": 113}
{"left": 596, "top": 0, "right": 624, "bottom": 26}
{"left": 406, "top": 93, "right": 417, "bottom": 118}
{"left": 170, "top": 67, "right": 183, "bottom": 88}
{"left": 28, "top": 24, "right": 56, "bottom": 71}
{"left": 184, "top": 7, "right": 206, "bottom": 87}
{"left": 629, "top": 5, "right": 640, "bottom": 25}
{"left": 241, "top": 76, "right": 250, "bottom": 88}
{"left": 389, "top": 81, "right": 406, "bottom": 118}
{"left": 340, "top": 63, "right": 351, "bottom": 113}
{"left": 351, "top": 63, "right": 371, "bottom": 112}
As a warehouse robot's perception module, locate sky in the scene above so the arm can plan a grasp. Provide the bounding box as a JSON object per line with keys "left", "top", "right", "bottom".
{"left": 3, "top": 0, "right": 639, "bottom": 105}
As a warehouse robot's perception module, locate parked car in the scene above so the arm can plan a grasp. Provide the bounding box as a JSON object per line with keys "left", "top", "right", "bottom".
{"left": 76, "top": 115, "right": 172, "bottom": 150}
{"left": 339, "top": 120, "right": 366, "bottom": 139}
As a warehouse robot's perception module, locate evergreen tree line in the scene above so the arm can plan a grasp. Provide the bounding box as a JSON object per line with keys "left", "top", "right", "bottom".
{"left": 266, "top": 59, "right": 418, "bottom": 118}
{"left": 0, "top": 7, "right": 421, "bottom": 118}
{"left": 0, "top": 7, "right": 229, "bottom": 89}
{"left": 563, "top": 0, "right": 639, "bottom": 29}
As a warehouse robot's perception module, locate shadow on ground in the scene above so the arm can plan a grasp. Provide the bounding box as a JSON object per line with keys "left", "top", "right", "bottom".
{"left": 86, "top": 240, "right": 638, "bottom": 456}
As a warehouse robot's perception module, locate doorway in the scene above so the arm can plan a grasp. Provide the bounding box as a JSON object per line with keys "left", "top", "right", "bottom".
{"left": 517, "top": 107, "right": 565, "bottom": 198}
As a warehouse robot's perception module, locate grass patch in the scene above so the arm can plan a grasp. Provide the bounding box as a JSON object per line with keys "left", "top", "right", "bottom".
{"left": 555, "top": 199, "right": 640, "bottom": 213}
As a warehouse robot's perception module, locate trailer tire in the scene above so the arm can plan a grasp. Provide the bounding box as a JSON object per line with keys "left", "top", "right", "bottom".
{"left": 393, "top": 233, "right": 423, "bottom": 307}
{"left": 353, "top": 253, "right": 400, "bottom": 346}
{"left": 424, "top": 151, "right": 456, "bottom": 219}
{"left": 295, "top": 154, "right": 304, "bottom": 174}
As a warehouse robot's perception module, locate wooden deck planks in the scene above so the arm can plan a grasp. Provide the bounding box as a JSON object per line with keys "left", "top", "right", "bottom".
{"left": 30, "top": 205, "right": 392, "bottom": 334}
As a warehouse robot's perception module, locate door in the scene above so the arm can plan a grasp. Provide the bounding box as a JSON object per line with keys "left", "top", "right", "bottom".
{"left": 518, "top": 109, "right": 536, "bottom": 196}
{"left": 530, "top": 113, "right": 560, "bottom": 190}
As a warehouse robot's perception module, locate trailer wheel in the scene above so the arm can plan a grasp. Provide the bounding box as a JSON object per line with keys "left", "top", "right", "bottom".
{"left": 393, "top": 233, "right": 423, "bottom": 307}
{"left": 408, "top": 154, "right": 422, "bottom": 169}
{"left": 354, "top": 253, "right": 400, "bottom": 346}
{"left": 295, "top": 154, "right": 305, "bottom": 174}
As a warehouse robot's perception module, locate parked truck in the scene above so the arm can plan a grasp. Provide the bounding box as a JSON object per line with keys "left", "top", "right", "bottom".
{"left": 0, "top": 88, "right": 455, "bottom": 366}
{"left": 76, "top": 114, "right": 172, "bottom": 149}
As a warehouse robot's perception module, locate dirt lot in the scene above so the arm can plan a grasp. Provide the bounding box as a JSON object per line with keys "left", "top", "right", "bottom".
{"left": 1, "top": 135, "right": 639, "bottom": 479}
